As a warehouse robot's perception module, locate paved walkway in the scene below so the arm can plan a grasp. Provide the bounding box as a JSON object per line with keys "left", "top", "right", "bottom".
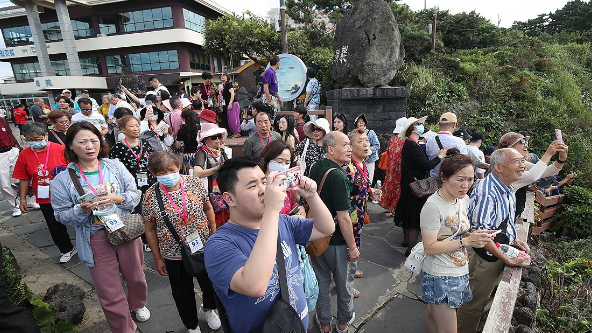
{"left": 0, "top": 196, "right": 426, "bottom": 332}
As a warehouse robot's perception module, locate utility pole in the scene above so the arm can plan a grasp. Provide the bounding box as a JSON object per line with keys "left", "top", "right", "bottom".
{"left": 424, "top": 0, "right": 426, "bottom": 10}
{"left": 280, "top": 0, "right": 288, "bottom": 53}
{"left": 432, "top": 13, "right": 437, "bottom": 51}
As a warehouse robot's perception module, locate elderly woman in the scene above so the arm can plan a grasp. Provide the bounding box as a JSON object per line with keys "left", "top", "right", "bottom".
{"left": 398, "top": 117, "right": 446, "bottom": 257}
{"left": 47, "top": 110, "right": 71, "bottom": 145}
{"left": 294, "top": 118, "right": 331, "bottom": 176}
{"left": 50, "top": 122, "right": 149, "bottom": 332}
{"left": 193, "top": 123, "right": 229, "bottom": 228}
{"left": 354, "top": 114, "right": 380, "bottom": 184}
{"left": 379, "top": 117, "right": 407, "bottom": 219}
{"left": 13, "top": 123, "right": 75, "bottom": 263}
{"left": 142, "top": 151, "right": 220, "bottom": 333}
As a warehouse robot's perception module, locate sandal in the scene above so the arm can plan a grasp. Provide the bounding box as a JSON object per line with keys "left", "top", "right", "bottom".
{"left": 353, "top": 288, "right": 360, "bottom": 298}
{"left": 354, "top": 270, "right": 363, "bottom": 278}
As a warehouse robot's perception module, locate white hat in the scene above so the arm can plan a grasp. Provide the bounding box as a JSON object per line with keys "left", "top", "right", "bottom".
{"left": 198, "top": 123, "right": 227, "bottom": 142}
{"left": 399, "top": 116, "right": 427, "bottom": 139}
{"left": 162, "top": 99, "right": 173, "bottom": 112}
{"left": 304, "top": 118, "right": 331, "bottom": 138}
{"left": 62, "top": 89, "right": 71, "bottom": 93}
{"left": 181, "top": 98, "right": 191, "bottom": 109}
{"left": 393, "top": 117, "right": 407, "bottom": 134}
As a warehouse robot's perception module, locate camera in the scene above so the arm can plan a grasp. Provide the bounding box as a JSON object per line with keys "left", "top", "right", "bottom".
{"left": 246, "top": 100, "right": 273, "bottom": 117}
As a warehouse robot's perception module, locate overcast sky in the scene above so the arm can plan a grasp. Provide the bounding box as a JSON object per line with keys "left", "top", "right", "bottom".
{"left": 0, "top": 0, "right": 572, "bottom": 79}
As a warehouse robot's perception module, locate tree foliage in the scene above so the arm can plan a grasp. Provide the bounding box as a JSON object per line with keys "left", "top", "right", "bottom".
{"left": 513, "top": 0, "right": 592, "bottom": 36}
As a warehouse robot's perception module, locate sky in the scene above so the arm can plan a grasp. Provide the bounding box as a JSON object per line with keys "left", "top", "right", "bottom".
{"left": 0, "top": 0, "right": 572, "bottom": 79}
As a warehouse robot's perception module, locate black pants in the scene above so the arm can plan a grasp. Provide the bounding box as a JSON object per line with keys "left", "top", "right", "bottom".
{"left": 220, "top": 105, "right": 231, "bottom": 134}
{"left": 40, "top": 204, "right": 73, "bottom": 254}
{"left": 164, "top": 258, "right": 217, "bottom": 330}
{"left": 0, "top": 242, "right": 41, "bottom": 333}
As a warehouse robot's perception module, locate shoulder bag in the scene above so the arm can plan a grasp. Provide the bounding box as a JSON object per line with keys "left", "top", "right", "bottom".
{"left": 68, "top": 169, "right": 144, "bottom": 246}
{"left": 405, "top": 136, "right": 444, "bottom": 198}
{"left": 304, "top": 167, "right": 337, "bottom": 257}
{"left": 155, "top": 184, "right": 206, "bottom": 277}
{"left": 472, "top": 193, "right": 511, "bottom": 262}
{"left": 404, "top": 204, "right": 463, "bottom": 275}
{"left": 254, "top": 240, "right": 306, "bottom": 333}
{"left": 298, "top": 244, "right": 319, "bottom": 311}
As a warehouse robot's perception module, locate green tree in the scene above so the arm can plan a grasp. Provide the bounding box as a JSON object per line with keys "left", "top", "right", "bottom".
{"left": 438, "top": 11, "right": 502, "bottom": 50}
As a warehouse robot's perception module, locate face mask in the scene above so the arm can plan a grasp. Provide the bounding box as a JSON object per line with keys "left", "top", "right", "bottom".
{"left": 150, "top": 115, "right": 158, "bottom": 121}
{"left": 27, "top": 140, "right": 47, "bottom": 149}
{"left": 415, "top": 124, "right": 425, "bottom": 136}
{"left": 157, "top": 172, "right": 181, "bottom": 187}
{"left": 268, "top": 160, "right": 289, "bottom": 173}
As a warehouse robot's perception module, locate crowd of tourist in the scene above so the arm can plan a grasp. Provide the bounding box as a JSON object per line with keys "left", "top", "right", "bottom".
{"left": 0, "top": 60, "right": 572, "bottom": 333}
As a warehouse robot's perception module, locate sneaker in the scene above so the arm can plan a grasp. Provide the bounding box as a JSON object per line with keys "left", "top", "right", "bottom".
{"left": 199, "top": 305, "right": 221, "bottom": 330}
{"left": 334, "top": 313, "right": 355, "bottom": 333}
{"left": 59, "top": 248, "right": 77, "bottom": 263}
{"left": 143, "top": 244, "right": 152, "bottom": 252}
{"left": 134, "top": 306, "right": 150, "bottom": 322}
{"left": 11, "top": 207, "right": 21, "bottom": 217}
{"left": 188, "top": 327, "right": 201, "bottom": 333}
{"left": 29, "top": 203, "right": 40, "bottom": 210}
{"left": 354, "top": 270, "right": 363, "bottom": 278}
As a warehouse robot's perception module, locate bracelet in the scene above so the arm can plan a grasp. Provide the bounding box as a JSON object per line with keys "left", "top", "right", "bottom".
{"left": 459, "top": 239, "right": 463, "bottom": 248}
{"left": 556, "top": 158, "right": 567, "bottom": 164}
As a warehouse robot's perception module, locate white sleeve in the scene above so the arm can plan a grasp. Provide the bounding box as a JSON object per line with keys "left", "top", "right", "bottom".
{"left": 512, "top": 160, "right": 561, "bottom": 190}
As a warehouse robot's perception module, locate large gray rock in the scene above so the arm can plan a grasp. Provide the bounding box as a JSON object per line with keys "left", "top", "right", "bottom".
{"left": 43, "top": 283, "right": 86, "bottom": 325}
{"left": 332, "top": 0, "right": 405, "bottom": 87}
{"left": 517, "top": 282, "right": 538, "bottom": 312}
{"left": 513, "top": 307, "right": 535, "bottom": 326}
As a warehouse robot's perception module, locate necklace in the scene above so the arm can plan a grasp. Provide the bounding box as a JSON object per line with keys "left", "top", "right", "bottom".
{"left": 437, "top": 189, "right": 457, "bottom": 205}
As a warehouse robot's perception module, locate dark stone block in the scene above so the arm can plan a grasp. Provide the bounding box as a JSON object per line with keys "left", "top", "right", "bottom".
{"left": 517, "top": 282, "right": 538, "bottom": 312}
{"left": 508, "top": 326, "right": 515, "bottom": 333}
{"left": 513, "top": 307, "right": 535, "bottom": 326}
{"left": 43, "top": 283, "right": 86, "bottom": 325}
{"left": 522, "top": 266, "right": 542, "bottom": 289}
{"left": 515, "top": 324, "right": 535, "bottom": 333}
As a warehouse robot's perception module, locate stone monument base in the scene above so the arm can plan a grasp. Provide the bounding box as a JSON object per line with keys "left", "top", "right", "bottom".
{"left": 326, "top": 86, "right": 410, "bottom": 135}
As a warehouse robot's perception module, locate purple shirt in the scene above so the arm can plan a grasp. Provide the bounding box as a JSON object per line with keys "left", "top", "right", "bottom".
{"left": 263, "top": 67, "right": 279, "bottom": 95}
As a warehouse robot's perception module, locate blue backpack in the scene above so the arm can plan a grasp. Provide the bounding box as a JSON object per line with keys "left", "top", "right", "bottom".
{"left": 297, "top": 245, "right": 319, "bottom": 311}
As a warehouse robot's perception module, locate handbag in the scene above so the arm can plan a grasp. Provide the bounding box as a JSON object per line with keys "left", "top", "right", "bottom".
{"left": 377, "top": 151, "right": 388, "bottom": 170}
{"left": 304, "top": 167, "right": 337, "bottom": 257}
{"left": 404, "top": 206, "right": 463, "bottom": 275}
{"left": 404, "top": 136, "right": 444, "bottom": 198}
{"left": 473, "top": 193, "right": 511, "bottom": 262}
{"left": 198, "top": 147, "right": 230, "bottom": 227}
{"left": 155, "top": 184, "right": 206, "bottom": 277}
{"left": 68, "top": 169, "right": 144, "bottom": 246}
{"left": 255, "top": 240, "right": 306, "bottom": 333}
{"left": 297, "top": 245, "right": 319, "bottom": 311}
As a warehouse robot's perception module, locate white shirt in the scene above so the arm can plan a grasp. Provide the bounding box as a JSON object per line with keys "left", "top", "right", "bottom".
{"left": 154, "top": 84, "right": 169, "bottom": 95}
{"left": 71, "top": 112, "right": 108, "bottom": 131}
{"left": 467, "top": 145, "right": 486, "bottom": 174}
{"left": 426, "top": 131, "right": 468, "bottom": 177}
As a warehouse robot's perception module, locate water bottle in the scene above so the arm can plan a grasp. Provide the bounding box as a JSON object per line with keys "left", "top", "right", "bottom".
{"left": 372, "top": 181, "right": 382, "bottom": 204}
{"left": 495, "top": 242, "right": 524, "bottom": 258}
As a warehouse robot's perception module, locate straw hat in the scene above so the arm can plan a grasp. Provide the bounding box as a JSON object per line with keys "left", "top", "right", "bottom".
{"left": 197, "top": 123, "right": 227, "bottom": 142}
{"left": 393, "top": 117, "right": 407, "bottom": 134}
{"left": 399, "top": 116, "right": 427, "bottom": 139}
{"left": 303, "top": 118, "right": 331, "bottom": 138}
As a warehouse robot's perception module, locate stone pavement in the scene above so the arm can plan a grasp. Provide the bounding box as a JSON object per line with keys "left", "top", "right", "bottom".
{"left": 0, "top": 198, "right": 426, "bottom": 333}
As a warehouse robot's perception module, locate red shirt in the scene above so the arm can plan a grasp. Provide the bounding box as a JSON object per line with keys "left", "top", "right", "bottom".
{"left": 12, "top": 143, "right": 68, "bottom": 204}
{"left": 13, "top": 108, "right": 27, "bottom": 124}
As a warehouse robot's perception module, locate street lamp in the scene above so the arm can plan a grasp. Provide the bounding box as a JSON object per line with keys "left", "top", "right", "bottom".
{"left": 280, "top": 0, "right": 287, "bottom": 53}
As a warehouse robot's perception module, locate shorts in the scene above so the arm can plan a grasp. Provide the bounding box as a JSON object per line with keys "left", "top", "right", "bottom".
{"left": 421, "top": 272, "right": 472, "bottom": 308}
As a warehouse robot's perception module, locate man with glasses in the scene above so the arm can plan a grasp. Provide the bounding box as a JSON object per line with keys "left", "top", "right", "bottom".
{"left": 71, "top": 98, "right": 109, "bottom": 136}
{"left": 426, "top": 112, "right": 468, "bottom": 177}
{"left": 242, "top": 111, "right": 281, "bottom": 159}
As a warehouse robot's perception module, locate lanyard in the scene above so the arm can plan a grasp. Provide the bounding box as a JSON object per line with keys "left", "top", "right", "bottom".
{"left": 160, "top": 178, "right": 187, "bottom": 222}
{"left": 124, "top": 138, "right": 142, "bottom": 163}
{"left": 259, "top": 133, "right": 270, "bottom": 147}
{"left": 352, "top": 160, "right": 368, "bottom": 187}
{"left": 32, "top": 142, "right": 51, "bottom": 175}
{"left": 202, "top": 145, "right": 220, "bottom": 163}
{"left": 77, "top": 161, "right": 103, "bottom": 194}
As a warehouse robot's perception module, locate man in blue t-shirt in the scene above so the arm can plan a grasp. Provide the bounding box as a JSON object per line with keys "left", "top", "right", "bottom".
{"left": 204, "top": 156, "right": 335, "bottom": 333}
{"left": 263, "top": 55, "right": 283, "bottom": 113}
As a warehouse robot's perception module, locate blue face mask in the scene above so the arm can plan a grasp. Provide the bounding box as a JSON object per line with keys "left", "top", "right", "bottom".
{"left": 157, "top": 172, "right": 181, "bottom": 187}
{"left": 415, "top": 124, "right": 425, "bottom": 136}
{"left": 268, "top": 160, "right": 289, "bottom": 173}
{"left": 27, "top": 140, "right": 47, "bottom": 149}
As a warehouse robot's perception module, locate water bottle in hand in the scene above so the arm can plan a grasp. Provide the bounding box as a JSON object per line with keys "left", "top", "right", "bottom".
{"left": 372, "top": 181, "right": 382, "bottom": 204}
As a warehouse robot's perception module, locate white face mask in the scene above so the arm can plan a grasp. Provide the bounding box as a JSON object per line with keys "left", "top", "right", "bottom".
{"left": 268, "top": 160, "right": 289, "bottom": 173}
{"left": 150, "top": 115, "right": 158, "bottom": 121}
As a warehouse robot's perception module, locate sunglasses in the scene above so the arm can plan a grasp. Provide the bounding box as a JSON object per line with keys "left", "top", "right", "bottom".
{"left": 81, "top": 109, "right": 93, "bottom": 113}
{"left": 518, "top": 138, "right": 528, "bottom": 145}
{"left": 209, "top": 134, "right": 223, "bottom": 140}
{"left": 312, "top": 127, "right": 324, "bottom": 132}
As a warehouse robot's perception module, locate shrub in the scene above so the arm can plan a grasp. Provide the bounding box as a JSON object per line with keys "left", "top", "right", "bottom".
{"left": 553, "top": 186, "right": 592, "bottom": 240}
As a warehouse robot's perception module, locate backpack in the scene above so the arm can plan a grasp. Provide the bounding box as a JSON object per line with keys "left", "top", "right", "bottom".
{"left": 139, "top": 130, "right": 164, "bottom": 151}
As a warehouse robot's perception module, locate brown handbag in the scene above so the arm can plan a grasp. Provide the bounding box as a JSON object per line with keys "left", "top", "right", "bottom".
{"left": 304, "top": 167, "right": 337, "bottom": 257}
{"left": 404, "top": 136, "right": 444, "bottom": 198}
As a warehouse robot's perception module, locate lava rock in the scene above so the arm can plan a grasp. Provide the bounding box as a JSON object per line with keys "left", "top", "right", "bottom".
{"left": 43, "top": 283, "right": 86, "bottom": 325}
{"left": 332, "top": 0, "right": 405, "bottom": 87}
{"left": 517, "top": 282, "right": 538, "bottom": 312}
{"left": 522, "top": 266, "right": 542, "bottom": 289}
{"left": 529, "top": 249, "right": 547, "bottom": 269}
{"left": 515, "top": 324, "right": 535, "bottom": 333}
{"left": 508, "top": 326, "right": 516, "bottom": 333}
{"left": 513, "top": 307, "right": 535, "bottom": 326}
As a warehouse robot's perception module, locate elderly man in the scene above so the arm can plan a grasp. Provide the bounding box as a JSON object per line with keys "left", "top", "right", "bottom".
{"left": 71, "top": 98, "right": 109, "bottom": 136}
{"left": 29, "top": 98, "right": 47, "bottom": 123}
{"left": 108, "top": 93, "right": 133, "bottom": 120}
{"left": 167, "top": 96, "right": 183, "bottom": 139}
{"left": 456, "top": 148, "right": 532, "bottom": 333}
{"left": 309, "top": 131, "right": 356, "bottom": 333}
{"left": 242, "top": 111, "right": 281, "bottom": 159}
{"left": 240, "top": 100, "right": 265, "bottom": 137}
{"left": 77, "top": 89, "right": 99, "bottom": 113}
{"left": 53, "top": 89, "right": 81, "bottom": 112}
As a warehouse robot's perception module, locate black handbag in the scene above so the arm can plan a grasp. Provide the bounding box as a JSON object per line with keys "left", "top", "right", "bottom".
{"left": 253, "top": 240, "right": 306, "bottom": 333}
{"left": 473, "top": 194, "right": 511, "bottom": 262}
{"left": 155, "top": 184, "right": 206, "bottom": 277}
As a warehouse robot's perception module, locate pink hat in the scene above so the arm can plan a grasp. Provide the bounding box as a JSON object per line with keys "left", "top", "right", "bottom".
{"left": 198, "top": 123, "right": 227, "bottom": 142}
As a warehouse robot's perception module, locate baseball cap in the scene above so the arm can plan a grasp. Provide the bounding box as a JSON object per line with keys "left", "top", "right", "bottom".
{"left": 62, "top": 89, "right": 71, "bottom": 94}
{"left": 439, "top": 112, "right": 457, "bottom": 123}
{"left": 470, "top": 131, "right": 484, "bottom": 140}
{"left": 81, "top": 89, "right": 89, "bottom": 93}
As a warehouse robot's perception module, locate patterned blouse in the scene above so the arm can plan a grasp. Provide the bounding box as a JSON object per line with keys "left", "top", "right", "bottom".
{"left": 379, "top": 135, "right": 404, "bottom": 213}
{"left": 344, "top": 161, "right": 369, "bottom": 247}
{"left": 294, "top": 137, "right": 325, "bottom": 176}
{"left": 109, "top": 138, "right": 156, "bottom": 190}
{"left": 142, "top": 176, "right": 211, "bottom": 260}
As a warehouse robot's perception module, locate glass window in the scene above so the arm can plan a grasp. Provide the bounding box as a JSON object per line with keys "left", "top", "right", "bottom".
{"left": 189, "top": 51, "right": 210, "bottom": 70}
{"left": 13, "top": 62, "right": 40, "bottom": 80}
{"left": 98, "top": 7, "right": 173, "bottom": 35}
{"left": 3, "top": 26, "right": 32, "bottom": 46}
{"left": 183, "top": 8, "right": 206, "bottom": 33}
{"left": 51, "top": 60, "right": 70, "bottom": 76}
{"left": 105, "top": 55, "right": 128, "bottom": 74}
{"left": 41, "top": 22, "right": 61, "bottom": 42}
{"left": 72, "top": 18, "right": 95, "bottom": 38}
{"left": 113, "top": 49, "right": 179, "bottom": 73}
{"left": 80, "top": 57, "right": 101, "bottom": 75}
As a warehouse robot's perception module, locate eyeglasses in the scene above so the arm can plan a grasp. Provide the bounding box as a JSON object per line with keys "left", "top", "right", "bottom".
{"left": 209, "top": 134, "right": 223, "bottom": 140}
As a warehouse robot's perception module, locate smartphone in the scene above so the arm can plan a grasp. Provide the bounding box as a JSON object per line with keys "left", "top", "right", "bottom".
{"left": 277, "top": 166, "right": 301, "bottom": 189}
{"left": 555, "top": 129, "right": 563, "bottom": 142}
{"left": 287, "top": 206, "right": 299, "bottom": 216}
{"left": 145, "top": 100, "right": 153, "bottom": 106}
{"left": 489, "top": 229, "right": 502, "bottom": 237}
{"left": 78, "top": 192, "right": 99, "bottom": 204}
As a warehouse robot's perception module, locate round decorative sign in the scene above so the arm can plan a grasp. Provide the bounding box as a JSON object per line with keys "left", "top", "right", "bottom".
{"left": 266, "top": 53, "right": 307, "bottom": 101}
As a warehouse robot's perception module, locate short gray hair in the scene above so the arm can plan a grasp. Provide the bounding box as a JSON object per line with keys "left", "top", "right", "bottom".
{"left": 490, "top": 148, "right": 514, "bottom": 169}
{"left": 170, "top": 96, "right": 182, "bottom": 109}
{"left": 21, "top": 122, "right": 48, "bottom": 136}
{"left": 147, "top": 151, "right": 181, "bottom": 175}
{"left": 322, "top": 132, "right": 338, "bottom": 152}
{"left": 108, "top": 94, "right": 119, "bottom": 100}
{"left": 34, "top": 97, "right": 44, "bottom": 103}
